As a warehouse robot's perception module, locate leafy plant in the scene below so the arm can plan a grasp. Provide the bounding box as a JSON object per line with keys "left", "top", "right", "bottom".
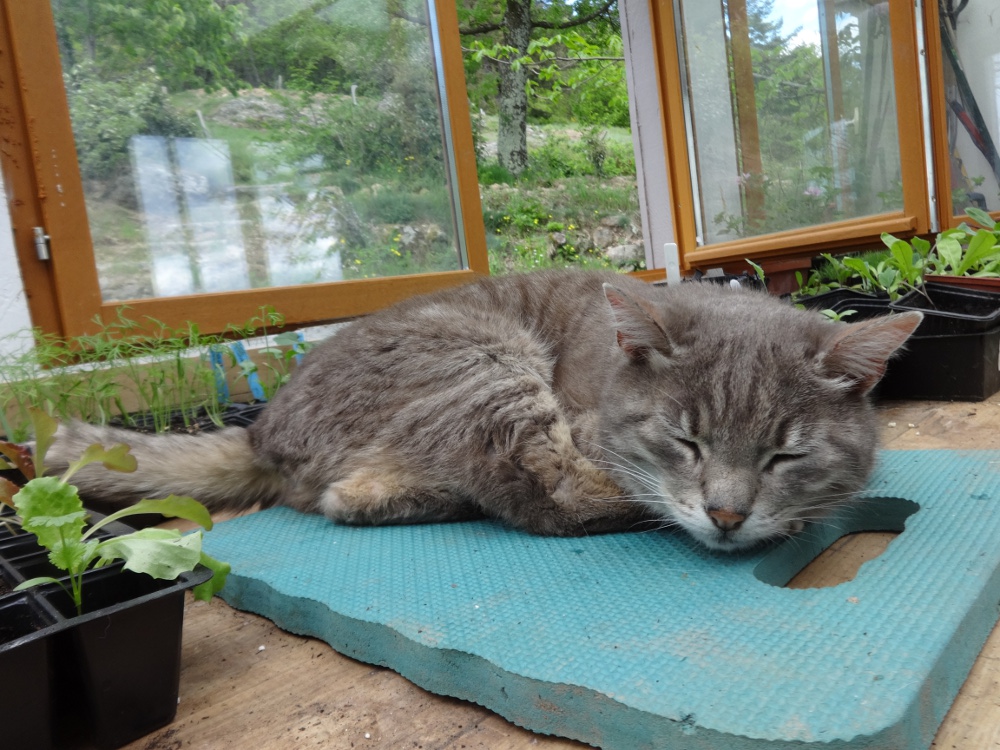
{"left": 794, "top": 206, "right": 1000, "bottom": 302}
{"left": 865, "top": 207, "right": 1000, "bottom": 291}
{"left": 920, "top": 209, "right": 1000, "bottom": 277}
{"left": 0, "top": 311, "right": 223, "bottom": 439}
{"left": 840, "top": 255, "right": 901, "bottom": 298}
{"left": 581, "top": 127, "right": 609, "bottom": 177}
{"left": 64, "top": 62, "right": 196, "bottom": 182}
{"left": 880, "top": 232, "right": 927, "bottom": 288}
{"left": 794, "top": 244, "right": 924, "bottom": 301}
{"left": 818, "top": 308, "right": 857, "bottom": 322}
{"left": 0, "top": 413, "right": 229, "bottom": 616}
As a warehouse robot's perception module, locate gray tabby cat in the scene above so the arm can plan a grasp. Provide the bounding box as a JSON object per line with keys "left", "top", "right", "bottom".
{"left": 49, "top": 270, "right": 922, "bottom": 552}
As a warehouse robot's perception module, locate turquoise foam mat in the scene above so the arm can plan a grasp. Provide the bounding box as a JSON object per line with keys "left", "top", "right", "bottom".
{"left": 202, "top": 450, "right": 1000, "bottom": 749}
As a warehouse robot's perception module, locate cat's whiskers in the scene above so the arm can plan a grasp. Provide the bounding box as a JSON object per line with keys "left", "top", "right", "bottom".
{"left": 628, "top": 518, "right": 680, "bottom": 534}
{"left": 580, "top": 488, "right": 672, "bottom": 508}
{"left": 590, "top": 463, "right": 661, "bottom": 496}
{"left": 587, "top": 443, "right": 659, "bottom": 477}
{"left": 591, "top": 462, "right": 659, "bottom": 491}
{"left": 801, "top": 490, "right": 869, "bottom": 509}
{"left": 617, "top": 494, "right": 674, "bottom": 506}
{"left": 586, "top": 442, "right": 664, "bottom": 493}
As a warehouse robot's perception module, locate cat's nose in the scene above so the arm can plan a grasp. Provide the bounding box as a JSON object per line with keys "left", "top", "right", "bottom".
{"left": 707, "top": 509, "right": 747, "bottom": 531}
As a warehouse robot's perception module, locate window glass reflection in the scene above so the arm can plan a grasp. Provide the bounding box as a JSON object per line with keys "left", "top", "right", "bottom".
{"left": 53, "top": 0, "right": 461, "bottom": 301}
{"left": 677, "top": 0, "right": 903, "bottom": 243}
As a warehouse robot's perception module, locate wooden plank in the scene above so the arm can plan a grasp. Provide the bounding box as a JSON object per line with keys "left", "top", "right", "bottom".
{"left": 786, "top": 532, "right": 898, "bottom": 590}
{"left": 122, "top": 597, "right": 585, "bottom": 750}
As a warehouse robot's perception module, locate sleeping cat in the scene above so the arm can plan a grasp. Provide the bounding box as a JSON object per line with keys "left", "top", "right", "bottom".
{"left": 48, "top": 270, "right": 922, "bottom": 551}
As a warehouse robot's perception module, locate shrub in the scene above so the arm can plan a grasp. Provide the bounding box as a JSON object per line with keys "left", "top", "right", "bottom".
{"left": 65, "top": 62, "right": 196, "bottom": 182}
{"left": 528, "top": 133, "right": 592, "bottom": 181}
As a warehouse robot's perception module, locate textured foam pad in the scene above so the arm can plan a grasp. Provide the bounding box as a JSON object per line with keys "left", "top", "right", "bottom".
{"left": 202, "top": 450, "right": 1000, "bottom": 749}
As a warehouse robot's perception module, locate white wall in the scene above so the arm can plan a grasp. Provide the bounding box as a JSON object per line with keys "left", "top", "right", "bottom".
{"left": 0, "top": 181, "right": 34, "bottom": 356}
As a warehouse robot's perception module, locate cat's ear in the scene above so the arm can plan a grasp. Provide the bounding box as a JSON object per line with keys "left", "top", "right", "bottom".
{"left": 603, "top": 283, "right": 673, "bottom": 362}
{"left": 818, "top": 311, "right": 923, "bottom": 394}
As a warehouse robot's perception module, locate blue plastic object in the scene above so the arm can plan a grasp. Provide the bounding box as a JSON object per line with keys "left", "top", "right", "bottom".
{"left": 228, "top": 342, "right": 266, "bottom": 402}
{"left": 208, "top": 347, "right": 229, "bottom": 404}
{"left": 203, "top": 450, "right": 1000, "bottom": 749}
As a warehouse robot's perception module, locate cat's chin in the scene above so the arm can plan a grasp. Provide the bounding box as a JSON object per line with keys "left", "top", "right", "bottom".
{"left": 696, "top": 534, "right": 761, "bottom": 553}
{"left": 687, "top": 519, "right": 806, "bottom": 553}
{"left": 689, "top": 527, "right": 779, "bottom": 553}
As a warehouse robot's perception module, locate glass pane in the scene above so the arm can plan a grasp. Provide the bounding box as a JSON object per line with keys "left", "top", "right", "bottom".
{"left": 676, "top": 0, "right": 904, "bottom": 243}
{"left": 52, "top": 0, "right": 463, "bottom": 301}
{"left": 938, "top": 0, "right": 1000, "bottom": 215}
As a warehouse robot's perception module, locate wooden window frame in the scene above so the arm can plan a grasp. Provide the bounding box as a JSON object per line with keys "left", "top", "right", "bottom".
{"left": 0, "top": 1, "right": 488, "bottom": 340}
{"left": 648, "top": 0, "right": 932, "bottom": 273}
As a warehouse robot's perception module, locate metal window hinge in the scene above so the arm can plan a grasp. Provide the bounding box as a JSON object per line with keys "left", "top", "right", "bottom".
{"left": 33, "top": 226, "right": 50, "bottom": 261}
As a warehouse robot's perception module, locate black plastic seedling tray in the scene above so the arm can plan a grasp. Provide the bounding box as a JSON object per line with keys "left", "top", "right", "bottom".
{"left": 797, "top": 283, "right": 1000, "bottom": 401}
{"left": 891, "top": 282, "right": 1000, "bottom": 334}
{"left": 0, "top": 591, "right": 56, "bottom": 750}
{"left": 0, "top": 510, "right": 212, "bottom": 750}
{"left": 796, "top": 288, "right": 890, "bottom": 314}
{"left": 881, "top": 283, "right": 1000, "bottom": 401}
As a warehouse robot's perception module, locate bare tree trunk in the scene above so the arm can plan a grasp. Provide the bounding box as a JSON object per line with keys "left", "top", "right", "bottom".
{"left": 497, "top": 0, "right": 532, "bottom": 175}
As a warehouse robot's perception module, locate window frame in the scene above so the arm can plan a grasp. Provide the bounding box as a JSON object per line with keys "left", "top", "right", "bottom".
{"left": 648, "top": 0, "right": 933, "bottom": 273}
{"left": 0, "top": 0, "right": 488, "bottom": 340}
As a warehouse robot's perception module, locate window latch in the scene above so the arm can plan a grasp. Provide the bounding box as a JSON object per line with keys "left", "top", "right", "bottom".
{"left": 33, "top": 226, "right": 50, "bottom": 261}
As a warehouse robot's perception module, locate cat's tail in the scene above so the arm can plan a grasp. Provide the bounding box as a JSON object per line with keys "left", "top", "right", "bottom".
{"left": 44, "top": 422, "right": 284, "bottom": 513}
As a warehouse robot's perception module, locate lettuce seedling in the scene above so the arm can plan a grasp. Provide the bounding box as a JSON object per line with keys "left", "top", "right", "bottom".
{"left": 0, "top": 412, "right": 229, "bottom": 615}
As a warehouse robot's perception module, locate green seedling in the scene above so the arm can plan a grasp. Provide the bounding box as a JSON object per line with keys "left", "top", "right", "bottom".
{"left": 0, "top": 412, "right": 229, "bottom": 615}
{"left": 818, "top": 308, "right": 857, "bottom": 322}
{"left": 965, "top": 206, "right": 999, "bottom": 232}
{"left": 0, "top": 306, "right": 308, "bottom": 442}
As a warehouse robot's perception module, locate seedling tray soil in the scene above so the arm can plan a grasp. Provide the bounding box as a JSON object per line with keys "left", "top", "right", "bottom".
{"left": 107, "top": 400, "right": 268, "bottom": 434}
{"left": 0, "top": 512, "right": 212, "bottom": 750}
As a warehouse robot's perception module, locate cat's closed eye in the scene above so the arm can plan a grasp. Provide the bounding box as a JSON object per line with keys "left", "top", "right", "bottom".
{"left": 762, "top": 452, "right": 806, "bottom": 473}
{"left": 675, "top": 438, "right": 702, "bottom": 462}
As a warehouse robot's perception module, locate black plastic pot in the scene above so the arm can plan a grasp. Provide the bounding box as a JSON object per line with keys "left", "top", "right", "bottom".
{"left": 922, "top": 274, "right": 1000, "bottom": 294}
{"left": 796, "top": 283, "right": 1000, "bottom": 401}
{"left": 0, "top": 513, "right": 212, "bottom": 750}
{"left": 796, "top": 288, "right": 890, "bottom": 315}
{"left": 0, "top": 592, "right": 57, "bottom": 750}
{"left": 891, "top": 282, "right": 1000, "bottom": 333}
{"left": 878, "top": 283, "right": 1000, "bottom": 401}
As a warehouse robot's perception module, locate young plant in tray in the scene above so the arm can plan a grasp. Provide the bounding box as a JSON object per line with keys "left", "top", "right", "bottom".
{"left": 879, "top": 206, "right": 1000, "bottom": 281}
{"left": 817, "top": 308, "right": 857, "bottom": 322}
{"left": 226, "top": 307, "right": 314, "bottom": 402}
{"left": 0, "top": 413, "right": 229, "bottom": 615}
{"left": 793, "top": 248, "right": 912, "bottom": 300}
